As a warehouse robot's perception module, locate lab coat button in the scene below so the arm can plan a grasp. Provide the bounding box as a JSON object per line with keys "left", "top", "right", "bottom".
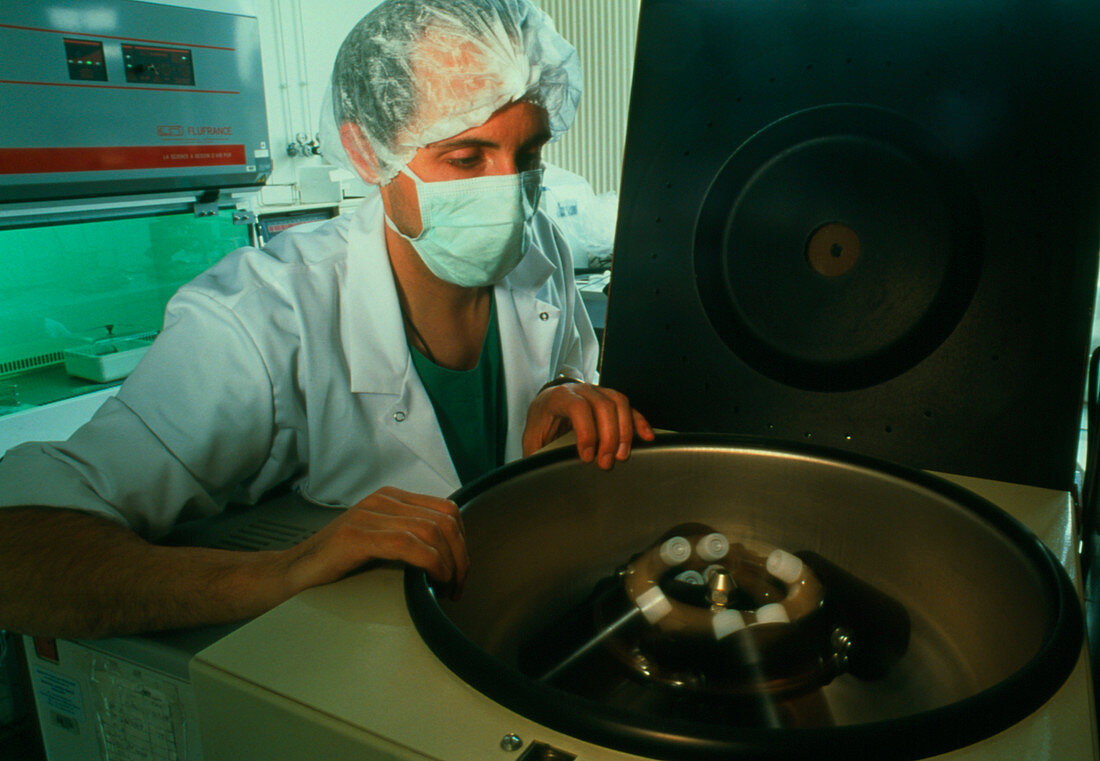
{"left": 539, "top": 311, "right": 550, "bottom": 321}
{"left": 393, "top": 410, "right": 407, "bottom": 422}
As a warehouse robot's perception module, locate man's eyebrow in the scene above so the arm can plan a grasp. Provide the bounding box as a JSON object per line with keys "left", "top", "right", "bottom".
{"left": 432, "top": 137, "right": 497, "bottom": 151}
{"left": 431, "top": 130, "right": 552, "bottom": 152}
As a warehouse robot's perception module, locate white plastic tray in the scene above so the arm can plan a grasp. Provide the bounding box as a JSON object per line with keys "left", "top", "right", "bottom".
{"left": 63, "top": 337, "right": 154, "bottom": 383}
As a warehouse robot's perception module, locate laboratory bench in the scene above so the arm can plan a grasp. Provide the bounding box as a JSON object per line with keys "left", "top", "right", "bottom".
{"left": 0, "top": 365, "right": 118, "bottom": 418}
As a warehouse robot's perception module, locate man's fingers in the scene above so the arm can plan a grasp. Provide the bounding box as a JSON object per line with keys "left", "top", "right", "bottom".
{"left": 327, "top": 490, "right": 468, "bottom": 587}
{"left": 352, "top": 526, "right": 454, "bottom": 581}
{"left": 566, "top": 385, "right": 631, "bottom": 469}
{"left": 373, "top": 494, "right": 468, "bottom": 585}
{"left": 522, "top": 382, "right": 654, "bottom": 470}
{"left": 524, "top": 383, "right": 654, "bottom": 469}
{"left": 633, "top": 408, "right": 656, "bottom": 442}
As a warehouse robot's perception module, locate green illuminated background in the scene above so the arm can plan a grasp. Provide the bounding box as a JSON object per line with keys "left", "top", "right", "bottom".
{"left": 0, "top": 210, "right": 246, "bottom": 407}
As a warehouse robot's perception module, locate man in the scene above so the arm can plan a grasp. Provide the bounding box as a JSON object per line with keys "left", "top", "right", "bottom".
{"left": 0, "top": 0, "right": 652, "bottom": 638}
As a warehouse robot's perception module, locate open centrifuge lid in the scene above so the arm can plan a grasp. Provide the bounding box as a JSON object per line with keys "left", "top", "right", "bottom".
{"left": 599, "top": 0, "right": 1100, "bottom": 492}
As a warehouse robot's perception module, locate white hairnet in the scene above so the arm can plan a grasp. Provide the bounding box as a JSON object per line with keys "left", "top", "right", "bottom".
{"left": 319, "top": 0, "right": 582, "bottom": 185}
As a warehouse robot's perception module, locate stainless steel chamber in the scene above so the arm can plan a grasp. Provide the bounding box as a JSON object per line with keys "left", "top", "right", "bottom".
{"left": 407, "top": 435, "right": 1083, "bottom": 760}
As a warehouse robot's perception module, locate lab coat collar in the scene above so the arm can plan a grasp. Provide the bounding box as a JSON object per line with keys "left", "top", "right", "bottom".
{"left": 341, "top": 193, "right": 557, "bottom": 396}
{"left": 342, "top": 191, "right": 410, "bottom": 396}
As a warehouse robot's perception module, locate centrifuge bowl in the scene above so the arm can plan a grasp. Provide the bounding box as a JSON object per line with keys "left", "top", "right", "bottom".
{"left": 405, "top": 434, "right": 1082, "bottom": 760}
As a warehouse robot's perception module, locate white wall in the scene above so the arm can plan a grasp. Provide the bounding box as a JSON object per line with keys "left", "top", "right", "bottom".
{"left": 540, "top": 0, "right": 640, "bottom": 195}
{"left": 253, "top": 0, "right": 385, "bottom": 191}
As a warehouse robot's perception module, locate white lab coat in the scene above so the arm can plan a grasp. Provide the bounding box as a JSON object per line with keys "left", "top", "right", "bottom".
{"left": 0, "top": 191, "right": 598, "bottom": 538}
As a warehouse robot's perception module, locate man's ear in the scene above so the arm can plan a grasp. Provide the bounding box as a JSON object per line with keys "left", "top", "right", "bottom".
{"left": 339, "top": 122, "right": 382, "bottom": 185}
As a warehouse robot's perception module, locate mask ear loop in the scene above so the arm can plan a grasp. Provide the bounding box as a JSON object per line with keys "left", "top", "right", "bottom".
{"left": 383, "top": 214, "right": 426, "bottom": 244}
{"left": 381, "top": 164, "right": 429, "bottom": 245}
{"left": 380, "top": 164, "right": 435, "bottom": 362}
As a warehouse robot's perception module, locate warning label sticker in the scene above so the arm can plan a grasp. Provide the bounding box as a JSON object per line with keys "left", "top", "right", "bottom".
{"left": 34, "top": 667, "right": 85, "bottom": 721}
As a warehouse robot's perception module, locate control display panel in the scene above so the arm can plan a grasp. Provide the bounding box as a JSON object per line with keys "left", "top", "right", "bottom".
{"left": 65, "top": 39, "right": 107, "bottom": 82}
{"left": 122, "top": 43, "right": 195, "bottom": 86}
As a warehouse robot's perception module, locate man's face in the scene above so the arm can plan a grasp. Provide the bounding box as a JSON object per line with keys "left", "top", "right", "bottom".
{"left": 381, "top": 100, "right": 551, "bottom": 238}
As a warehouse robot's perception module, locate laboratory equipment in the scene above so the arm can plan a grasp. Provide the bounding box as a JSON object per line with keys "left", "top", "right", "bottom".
{"left": 190, "top": 440, "right": 1092, "bottom": 760}
{"left": 189, "top": 0, "right": 1100, "bottom": 757}
{"left": 0, "top": 0, "right": 271, "bottom": 204}
{"left": 600, "top": 0, "right": 1100, "bottom": 493}
{"left": 24, "top": 494, "right": 338, "bottom": 761}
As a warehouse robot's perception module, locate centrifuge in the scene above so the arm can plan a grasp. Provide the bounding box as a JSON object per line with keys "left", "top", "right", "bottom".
{"left": 189, "top": 438, "right": 1094, "bottom": 760}
{"left": 190, "top": 0, "right": 1100, "bottom": 758}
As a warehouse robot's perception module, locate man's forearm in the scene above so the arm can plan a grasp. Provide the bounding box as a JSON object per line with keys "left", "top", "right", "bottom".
{"left": 0, "top": 507, "right": 292, "bottom": 639}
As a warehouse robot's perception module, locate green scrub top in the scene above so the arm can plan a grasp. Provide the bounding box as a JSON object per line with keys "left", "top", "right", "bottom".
{"left": 409, "top": 304, "right": 507, "bottom": 484}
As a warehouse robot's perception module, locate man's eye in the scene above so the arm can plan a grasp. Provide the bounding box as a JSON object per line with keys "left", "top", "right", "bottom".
{"left": 446, "top": 155, "right": 480, "bottom": 168}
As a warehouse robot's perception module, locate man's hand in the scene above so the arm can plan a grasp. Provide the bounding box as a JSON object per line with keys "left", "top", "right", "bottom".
{"left": 276, "top": 486, "right": 468, "bottom": 600}
{"left": 0, "top": 487, "right": 468, "bottom": 639}
{"left": 522, "top": 383, "right": 655, "bottom": 468}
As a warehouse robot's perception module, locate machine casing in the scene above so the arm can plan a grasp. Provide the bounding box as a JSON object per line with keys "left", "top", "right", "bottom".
{"left": 0, "top": 0, "right": 271, "bottom": 203}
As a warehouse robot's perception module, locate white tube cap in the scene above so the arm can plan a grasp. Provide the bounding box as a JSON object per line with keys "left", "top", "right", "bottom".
{"left": 696, "top": 533, "right": 730, "bottom": 562}
{"left": 703, "top": 564, "right": 726, "bottom": 583}
{"left": 712, "top": 609, "right": 747, "bottom": 640}
{"left": 754, "top": 603, "right": 790, "bottom": 625}
{"left": 635, "top": 586, "right": 673, "bottom": 624}
{"left": 659, "top": 536, "right": 692, "bottom": 566}
{"left": 674, "top": 570, "right": 706, "bottom": 585}
{"left": 766, "top": 549, "right": 804, "bottom": 584}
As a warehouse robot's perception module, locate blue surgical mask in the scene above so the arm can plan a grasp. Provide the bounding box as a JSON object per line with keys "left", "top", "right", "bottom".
{"left": 385, "top": 166, "right": 544, "bottom": 287}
